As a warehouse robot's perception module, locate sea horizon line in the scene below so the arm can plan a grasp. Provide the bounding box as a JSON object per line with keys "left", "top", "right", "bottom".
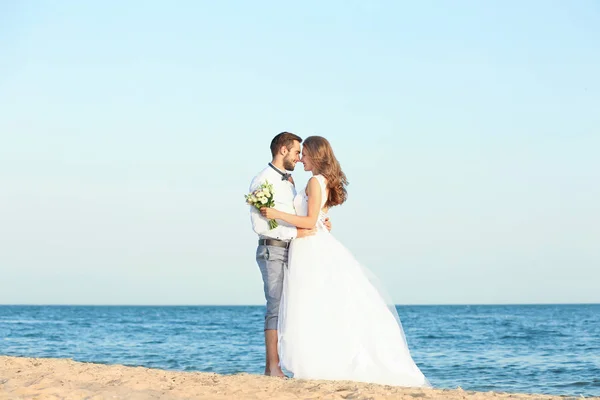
{"left": 1, "top": 302, "right": 598, "bottom": 307}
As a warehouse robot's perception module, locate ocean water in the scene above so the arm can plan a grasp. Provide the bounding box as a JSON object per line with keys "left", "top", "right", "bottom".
{"left": 1, "top": 304, "right": 599, "bottom": 397}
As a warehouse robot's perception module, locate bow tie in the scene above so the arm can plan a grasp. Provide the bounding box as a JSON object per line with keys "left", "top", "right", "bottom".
{"left": 268, "top": 163, "right": 294, "bottom": 184}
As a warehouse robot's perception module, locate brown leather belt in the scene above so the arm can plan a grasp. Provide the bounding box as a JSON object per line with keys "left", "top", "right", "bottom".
{"left": 258, "top": 239, "right": 290, "bottom": 249}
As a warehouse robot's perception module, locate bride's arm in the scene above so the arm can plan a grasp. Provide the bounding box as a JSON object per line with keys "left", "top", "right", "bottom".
{"left": 260, "top": 177, "right": 322, "bottom": 229}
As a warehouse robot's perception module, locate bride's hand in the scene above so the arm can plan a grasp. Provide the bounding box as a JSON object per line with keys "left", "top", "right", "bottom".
{"left": 260, "top": 207, "right": 280, "bottom": 219}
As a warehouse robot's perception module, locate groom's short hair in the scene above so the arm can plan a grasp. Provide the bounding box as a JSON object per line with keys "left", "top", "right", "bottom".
{"left": 270, "top": 132, "right": 302, "bottom": 157}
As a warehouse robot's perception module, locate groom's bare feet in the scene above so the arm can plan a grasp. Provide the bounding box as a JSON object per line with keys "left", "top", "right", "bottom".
{"left": 267, "top": 365, "right": 287, "bottom": 378}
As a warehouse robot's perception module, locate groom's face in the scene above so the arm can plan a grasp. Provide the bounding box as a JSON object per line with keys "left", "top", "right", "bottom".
{"left": 283, "top": 140, "right": 301, "bottom": 171}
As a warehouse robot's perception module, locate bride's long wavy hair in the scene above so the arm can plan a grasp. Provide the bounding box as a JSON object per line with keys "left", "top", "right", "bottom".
{"left": 303, "top": 136, "right": 348, "bottom": 208}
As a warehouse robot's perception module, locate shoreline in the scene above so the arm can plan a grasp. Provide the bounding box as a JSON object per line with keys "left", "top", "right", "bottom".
{"left": 1, "top": 356, "right": 597, "bottom": 399}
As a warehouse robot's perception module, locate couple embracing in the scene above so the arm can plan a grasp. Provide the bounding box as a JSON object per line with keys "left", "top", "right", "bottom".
{"left": 249, "top": 132, "right": 430, "bottom": 387}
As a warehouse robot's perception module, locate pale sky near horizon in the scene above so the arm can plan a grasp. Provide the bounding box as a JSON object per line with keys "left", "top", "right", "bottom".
{"left": 1, "top": 1, "right": 599, "bottom": 306}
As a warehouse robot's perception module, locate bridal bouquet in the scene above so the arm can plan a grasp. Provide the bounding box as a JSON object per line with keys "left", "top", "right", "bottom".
{"left": 245, "top": 181, "right": 278, "bottom": 229}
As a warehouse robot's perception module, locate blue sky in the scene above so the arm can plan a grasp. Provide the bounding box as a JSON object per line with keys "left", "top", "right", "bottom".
{"left": 1, "top": 1, "right": 598, "bottom": 305}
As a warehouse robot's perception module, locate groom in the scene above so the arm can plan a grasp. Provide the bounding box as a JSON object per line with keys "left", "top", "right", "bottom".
{"left": 249, "top": 132, "right": 329, "bottom": 377}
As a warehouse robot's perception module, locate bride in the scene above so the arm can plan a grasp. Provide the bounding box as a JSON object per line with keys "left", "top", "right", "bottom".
{"left": 260, "top": 136, "right": 431, "bottom": 387}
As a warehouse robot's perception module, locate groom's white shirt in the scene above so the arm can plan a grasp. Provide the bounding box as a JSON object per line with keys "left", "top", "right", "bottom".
{"left": 249, "top": 165, "right": 297, "bottom": 241}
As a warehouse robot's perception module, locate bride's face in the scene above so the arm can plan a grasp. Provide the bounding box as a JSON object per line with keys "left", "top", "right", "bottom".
{"left": 300, "top": 148, "right": 314, "bottom": 172}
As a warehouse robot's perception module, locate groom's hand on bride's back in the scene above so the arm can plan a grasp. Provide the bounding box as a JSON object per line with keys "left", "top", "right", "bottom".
{"left": 297, "top": 227, "right": 317, "bottom": 238}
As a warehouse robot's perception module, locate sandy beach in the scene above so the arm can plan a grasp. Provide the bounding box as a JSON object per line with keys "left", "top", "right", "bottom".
{"left": 1, "top": 356, "right": 596, "bottom": 400}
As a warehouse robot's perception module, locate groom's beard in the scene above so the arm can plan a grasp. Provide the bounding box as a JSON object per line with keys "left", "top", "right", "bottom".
{"left": 283, "top": 158, "right": 296, "bottom": 171}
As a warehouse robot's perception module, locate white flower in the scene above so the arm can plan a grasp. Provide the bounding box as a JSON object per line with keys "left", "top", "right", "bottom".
{"left": 262, "top": 189, "right": 270, "bottom": 197}
{"left": 260, "top": 197, "right": 268, "bottom": 204}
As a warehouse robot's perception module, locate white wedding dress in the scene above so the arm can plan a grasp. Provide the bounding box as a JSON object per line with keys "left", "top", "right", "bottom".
{"left": 278, "top": 175, "right": 431, "bottom": 387}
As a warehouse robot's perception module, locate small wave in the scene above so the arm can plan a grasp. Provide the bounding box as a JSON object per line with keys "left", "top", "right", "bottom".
{"left": 499, "top": 335, "right": 530, "bottom": 339}
{"left": 418, "top": 334, "right": 471, "bottom": 340}
{"left": 0, "top": 320, "right": 68, "bottom": 324}
{"left": 21, "top": 332, "right": 43, "bottom": 338}
{"left": 553, "top": 381, "right": 597, "bottom": 388}
{"left": 142, "top": 339, "right": 166, "bottom": 344}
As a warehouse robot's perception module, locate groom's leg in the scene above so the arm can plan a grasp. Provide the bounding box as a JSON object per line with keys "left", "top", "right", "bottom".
{"left": 256, "top": 244, "right": 288, "bottom": 376}
{"left": 264, "top": 329, "right": 280, "bottom": 375}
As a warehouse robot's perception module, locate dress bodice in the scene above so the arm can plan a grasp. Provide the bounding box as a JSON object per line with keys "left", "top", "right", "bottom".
{"left": 293, "top": 175, "right": 329, "bottom": 232}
